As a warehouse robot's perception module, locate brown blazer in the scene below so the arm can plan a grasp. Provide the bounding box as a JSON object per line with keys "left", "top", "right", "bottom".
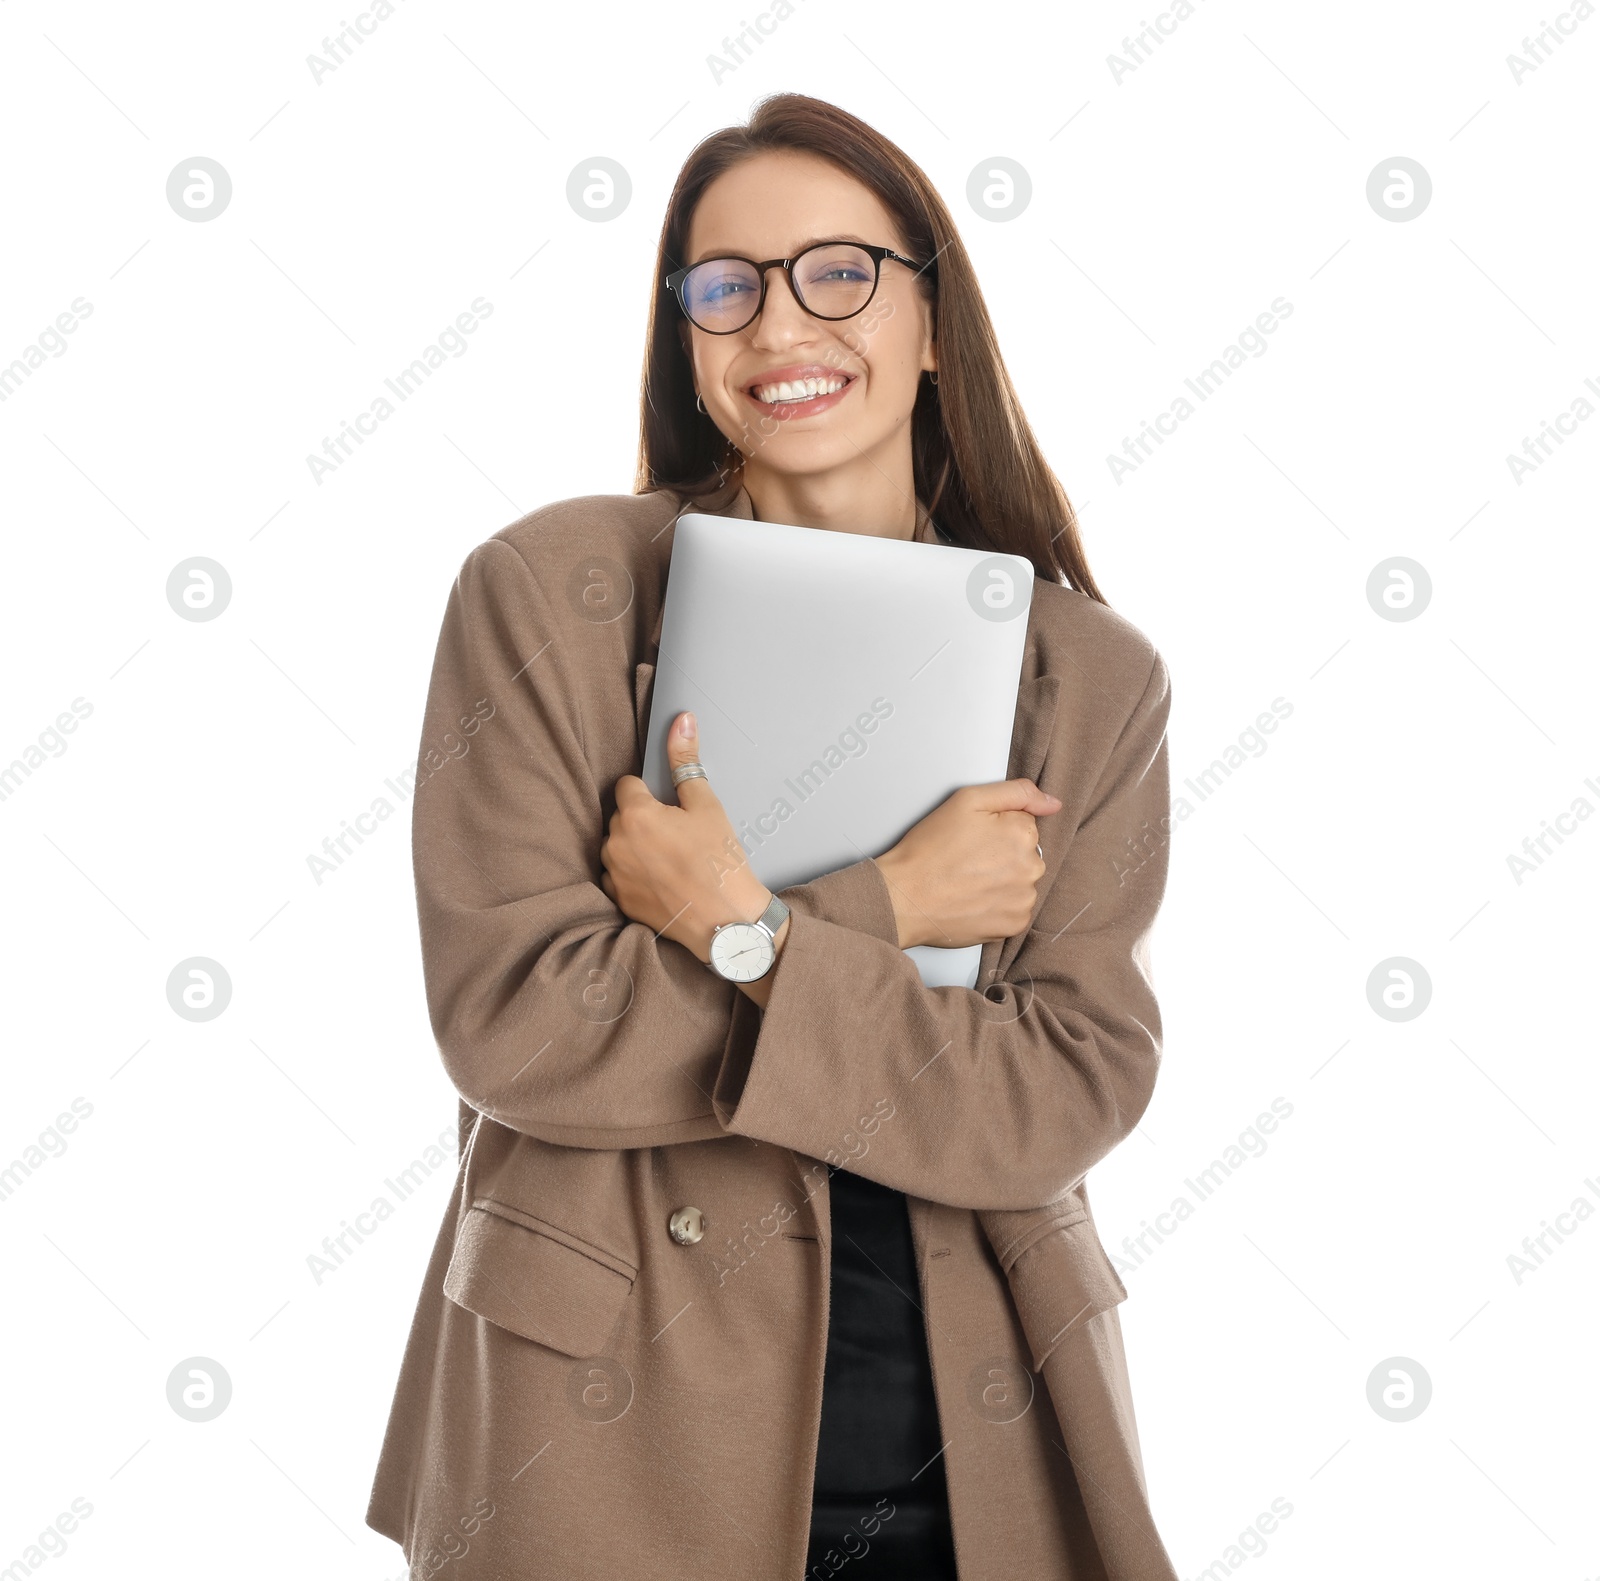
{"left": 365, "top": 481, "right": 1179, "bottom": 1580}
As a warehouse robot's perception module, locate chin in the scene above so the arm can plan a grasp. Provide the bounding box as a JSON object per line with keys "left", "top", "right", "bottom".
{"left": 745, "top": 438, "right": 869, "bottom": 478}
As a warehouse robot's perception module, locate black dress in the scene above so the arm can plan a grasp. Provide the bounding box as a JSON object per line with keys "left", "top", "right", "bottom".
{"left": 805, "top": 1165, "right": 960, "bottom": 1579}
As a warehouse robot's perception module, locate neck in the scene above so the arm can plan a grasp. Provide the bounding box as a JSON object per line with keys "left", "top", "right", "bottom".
{"left": 739, "top": 445, "right": 919, "bottom": 541}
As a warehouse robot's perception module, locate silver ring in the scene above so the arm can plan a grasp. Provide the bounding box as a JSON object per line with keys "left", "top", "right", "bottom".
{"left": 1036, "top": 843, "right": 1044, "bottom": 860}
{"left": 671, "top": 763, "right": 708, "bottom": 787}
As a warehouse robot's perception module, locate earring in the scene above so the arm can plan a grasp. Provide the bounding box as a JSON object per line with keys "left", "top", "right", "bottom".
{"left": 696, "top": 393, "right": 707, "bottom": 413}
{"left": 929, "top": 370, "right": 939, "bottom": 387}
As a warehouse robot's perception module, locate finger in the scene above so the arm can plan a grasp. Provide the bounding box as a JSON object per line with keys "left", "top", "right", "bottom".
{"left": 612, "top": 773, "right": 656, "bottom": 811}
{"left": 665, "top": 710, "right": 717, "bottom": 811}
{"left": 998, "top": 810, "right": 1045, "bottom": 858}
{"left": 964, "top": 778, "right": 1063, "bottom": 815}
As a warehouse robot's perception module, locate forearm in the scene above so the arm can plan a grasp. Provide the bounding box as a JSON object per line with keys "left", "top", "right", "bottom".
{"left": 705, "top": 653, "right": 1173, "bottom": 1212}
{"left": 709, "top": 905, "right": 1158, "bottom": 1211}
{"left": 433, "top": 853, "right": 897, "bottom": 1142}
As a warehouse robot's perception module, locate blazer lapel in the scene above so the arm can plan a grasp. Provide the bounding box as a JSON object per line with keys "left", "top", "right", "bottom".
{"left": 979, "top": 666, "right": 1062, "bottom": 987}
{"left": 1007, "top": 671, "right": 1061, "bottom": 787}
{"left": 633, "top": 660, "right": 656, "bottom": 768}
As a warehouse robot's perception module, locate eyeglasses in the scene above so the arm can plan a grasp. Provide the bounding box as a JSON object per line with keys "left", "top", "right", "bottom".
{"left": 665, "top": 240, "right": 933, "bottom": 335}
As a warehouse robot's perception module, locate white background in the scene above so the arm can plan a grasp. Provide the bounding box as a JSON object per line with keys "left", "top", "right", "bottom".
{"left": 2, "top": 1, "right": 1596, "bottom": 1577}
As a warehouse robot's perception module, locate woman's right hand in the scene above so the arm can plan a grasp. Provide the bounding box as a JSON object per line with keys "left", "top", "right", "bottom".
{"left": 872, "top": 779, "right": 1063, "bottom": 951}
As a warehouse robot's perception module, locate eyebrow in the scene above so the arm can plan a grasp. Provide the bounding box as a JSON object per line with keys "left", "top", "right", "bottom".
{"left": 687, "top": 233, "right": 875, "bottom": 267}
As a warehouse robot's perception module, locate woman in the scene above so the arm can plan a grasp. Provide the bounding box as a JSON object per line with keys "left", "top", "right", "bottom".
{"left": 367, "top": 93, "right": 1179, "bottom": 1580}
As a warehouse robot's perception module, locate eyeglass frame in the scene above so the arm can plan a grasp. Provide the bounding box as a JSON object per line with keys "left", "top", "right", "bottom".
{"left": 664, "top": 240, "right": 935, "bottom": 335}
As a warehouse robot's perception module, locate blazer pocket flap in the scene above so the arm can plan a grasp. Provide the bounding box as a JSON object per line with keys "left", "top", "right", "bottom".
{"left": 1003, "top": 1215, "right": 1129, "bottom": 1373}
{"left": 634, "top": 661, "right": 656, "bottom": 765}
{"left": 443, "top": 1201, "right": 634, "bottom": 1358}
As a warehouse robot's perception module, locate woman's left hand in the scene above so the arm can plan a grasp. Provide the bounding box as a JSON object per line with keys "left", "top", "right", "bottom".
{"left": 600, "top": 711, "right": 770, "bottom": 962}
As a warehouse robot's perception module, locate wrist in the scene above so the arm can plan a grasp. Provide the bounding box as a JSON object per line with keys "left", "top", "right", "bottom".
{"left": 736, "top": 900, "right": 789, "bottom": 1008}
{"left": 696, "top": 870, "right": 780, "bottom": 966}
{"left": 872, "top": 850, "right": 922, "bottom": 950}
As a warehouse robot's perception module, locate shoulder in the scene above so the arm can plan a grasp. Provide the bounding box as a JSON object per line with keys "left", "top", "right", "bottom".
{"left": 440, "top": 491, "right": 684, "bottom": 660}
{"left": 1029, "top": 577, "right": 1169, "bottom": 710}
{"left": 485, "top": 490, "right": 682, "bottom": 580}
{"left": 441, "top": 491, "right": 683, "bottom": 628}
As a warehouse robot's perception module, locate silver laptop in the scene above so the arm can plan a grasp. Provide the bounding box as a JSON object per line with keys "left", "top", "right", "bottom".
{"left": 643, "top": 511, "right": 1035, "bottom": 988}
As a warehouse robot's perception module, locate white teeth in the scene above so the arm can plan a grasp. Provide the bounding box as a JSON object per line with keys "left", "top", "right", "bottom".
{"left": 754, "top": 376, "right": 848, "bottom": 404}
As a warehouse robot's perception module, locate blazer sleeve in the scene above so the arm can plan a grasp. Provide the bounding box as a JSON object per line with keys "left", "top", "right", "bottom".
{"left": 711, "top": 648, "right": 1173, "bottom": 1213}
{"left": 411, "top": 535, "right": 912, "bottom": 1150}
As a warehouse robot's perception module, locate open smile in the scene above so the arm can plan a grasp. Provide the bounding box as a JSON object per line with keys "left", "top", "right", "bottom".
{"left": 741, "top": 364, "right": 858, "bottom": 419}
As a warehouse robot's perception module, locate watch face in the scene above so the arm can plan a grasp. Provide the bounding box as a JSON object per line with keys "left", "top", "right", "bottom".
{"left": 710, "top": 922, "right": 774, "bottom": 982}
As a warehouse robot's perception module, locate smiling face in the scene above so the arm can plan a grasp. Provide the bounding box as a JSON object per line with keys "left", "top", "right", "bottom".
{"left": 680, "top": 149, "right": 937, "bottom": 499}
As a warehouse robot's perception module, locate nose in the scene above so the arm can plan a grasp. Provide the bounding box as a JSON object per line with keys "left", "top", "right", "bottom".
{"left": 745, "top": 263, "right": 818, "bottom": 345}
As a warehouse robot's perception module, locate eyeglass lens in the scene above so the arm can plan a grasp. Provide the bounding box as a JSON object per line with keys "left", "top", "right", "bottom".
{"left": 680, "top": 243, "right": 879, "bottom": 331}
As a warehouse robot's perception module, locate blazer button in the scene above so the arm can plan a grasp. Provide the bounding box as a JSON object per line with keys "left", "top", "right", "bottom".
{"left": 668, "top": 1206, "right": 706, "bottom": 1246}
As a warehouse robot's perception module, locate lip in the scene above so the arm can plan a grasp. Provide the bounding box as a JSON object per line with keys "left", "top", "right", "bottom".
{"left": 740, "top": 363, "right": 857, "bottom": 421}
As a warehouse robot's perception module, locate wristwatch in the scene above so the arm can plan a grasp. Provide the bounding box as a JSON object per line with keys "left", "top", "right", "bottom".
{"left": 708, "top": 892, "right": 790, "bottom": 982}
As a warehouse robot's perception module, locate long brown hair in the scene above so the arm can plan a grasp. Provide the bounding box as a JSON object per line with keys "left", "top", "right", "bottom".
{"left": 634, "top": 92, "right": 1105, "bottom": 602}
